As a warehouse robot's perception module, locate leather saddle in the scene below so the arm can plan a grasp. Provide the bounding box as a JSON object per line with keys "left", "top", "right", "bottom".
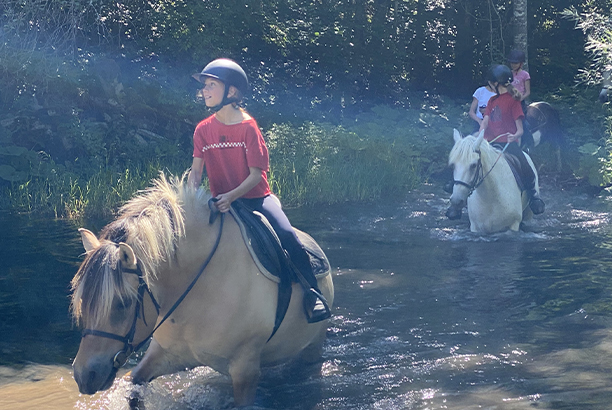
{"left": 227, "top": 200, "right": 330, "bottom": 340}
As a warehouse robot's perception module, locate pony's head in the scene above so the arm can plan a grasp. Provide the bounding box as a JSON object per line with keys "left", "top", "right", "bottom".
{"left": 71, "top": 173, "right": 187, "bottom": 326}
{"left": 71, "top": 173, "right": 191, "bottom": 395}
{"left": 446, "top": 130, "right": 487, "bottom": 218}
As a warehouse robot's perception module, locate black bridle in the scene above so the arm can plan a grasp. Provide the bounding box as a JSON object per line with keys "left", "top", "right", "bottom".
{"left": 452, "top": 143, "right": 508, "bottom": 197}
{"left": 81, "top": 268, "right": 160, "bottom": 368}
{"left": 452, "top": 151, "right": 484, "bottom": 196}
{"left": 80, "top": 199, "right": 225, "bottom": 370}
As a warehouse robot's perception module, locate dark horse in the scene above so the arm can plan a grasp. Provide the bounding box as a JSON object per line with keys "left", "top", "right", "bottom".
{"left": 523, "top": 101, "right": 565, "bottom": 172}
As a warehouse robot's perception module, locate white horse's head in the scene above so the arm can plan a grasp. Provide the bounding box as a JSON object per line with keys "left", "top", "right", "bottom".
{"left": 446, "top": 129, "right": 485, "bottom": 219}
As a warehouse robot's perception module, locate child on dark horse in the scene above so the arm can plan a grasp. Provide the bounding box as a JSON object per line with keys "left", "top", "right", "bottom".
{"left": 507, "top": 50, "right": 534, "bottom": 150}
{"left": 480, "top": 64, "right": 545, "bottom": 215}
{"left": 188, "top": 58, "right": 331, "bottom": 323}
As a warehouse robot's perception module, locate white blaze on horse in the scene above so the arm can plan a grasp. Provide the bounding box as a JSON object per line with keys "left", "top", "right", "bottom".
{"left": 70, "top": 173, "right": 334, "bottom": 407}
{"left": 446, "top": 129, "right": 539, "bottom": 233}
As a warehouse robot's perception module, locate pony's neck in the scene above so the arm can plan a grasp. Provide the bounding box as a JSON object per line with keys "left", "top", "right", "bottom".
{"left": 478, "top": 146, "right": 508, "bottom": 192}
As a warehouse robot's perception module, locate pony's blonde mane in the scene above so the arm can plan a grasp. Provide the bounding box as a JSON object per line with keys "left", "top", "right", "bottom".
{"left": 448, "top": 134, "right": 497, "bottom": 167}
{"left": 71, "top": 172, "right": 208, "bottom": 326}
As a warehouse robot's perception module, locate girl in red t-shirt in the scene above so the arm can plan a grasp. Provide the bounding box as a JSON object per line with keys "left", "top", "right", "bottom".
{"left": 188, "top": 58, "right": 330, "bottom": 323}
{"left": 480, "top": 64, "right": 544, "bottom": 215}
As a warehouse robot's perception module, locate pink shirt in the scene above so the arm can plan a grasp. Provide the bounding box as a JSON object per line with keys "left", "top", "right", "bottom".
{"left": 512, "top": 70, "right": 530, "bottom": 95}
{"left": 193, "top": 115, "right": 271, "bottom": 198}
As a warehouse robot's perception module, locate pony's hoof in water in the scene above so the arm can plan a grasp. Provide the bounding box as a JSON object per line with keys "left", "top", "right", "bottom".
{"left": 530, "top": 197, "right": 545, "bottom": 215}
{"left": 446, "top": 206, "right": 462, "bottom": 220}
{"left": 128, "top": 389, "right": 145, "bottom": 410}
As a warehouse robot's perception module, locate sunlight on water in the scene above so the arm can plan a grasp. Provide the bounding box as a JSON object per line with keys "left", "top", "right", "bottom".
{"left": 73, "top": 367, "right": 234, "bottom": 410}
{"left": 5, "top": 179, "right": 612, "bottom": 408}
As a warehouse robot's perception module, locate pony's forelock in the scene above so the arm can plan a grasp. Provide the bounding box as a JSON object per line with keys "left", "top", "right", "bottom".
{"left": 70, "top": 243, "right": 138, "bottom": 326}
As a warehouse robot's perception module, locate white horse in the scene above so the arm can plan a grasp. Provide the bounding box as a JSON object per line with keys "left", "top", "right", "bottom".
{"left": 70, "top": 173, "right": 334, "bottom": 407}
{"left": 445, "top": 129, "right": 538, "bottom": 233}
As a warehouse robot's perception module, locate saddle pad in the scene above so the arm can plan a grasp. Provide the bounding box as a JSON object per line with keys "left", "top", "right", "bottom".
{"left": 503, "top": 152, "right": 525, "bottom": 191}
{"left": 229, "top": 205, "right": 331, "bottom": 284}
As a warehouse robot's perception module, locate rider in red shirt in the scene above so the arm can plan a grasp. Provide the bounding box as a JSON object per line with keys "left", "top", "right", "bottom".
{"left": 480, "top": 65, "right": 545, "bottom": 215}
{"left": 188, "top": 58, "right": 331, "bottom": 323}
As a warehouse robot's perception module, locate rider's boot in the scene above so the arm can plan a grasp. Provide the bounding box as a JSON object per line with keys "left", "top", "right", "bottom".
{"left": 304, "top": 288, "right": 332, "bottom": 323}
{"left": 529, "top": 189, "right": 545, "bottom": 214}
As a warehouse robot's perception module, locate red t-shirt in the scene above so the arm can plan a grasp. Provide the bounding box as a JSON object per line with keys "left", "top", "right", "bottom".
{"left": 192, "top": 115, "right": 271, "bottom": 198}
{"left": 483, "top": 93, "right": 524, "bottom": 143}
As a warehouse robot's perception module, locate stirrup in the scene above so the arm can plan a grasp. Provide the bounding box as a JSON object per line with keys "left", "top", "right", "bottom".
{"left": 304, "top": 288, "right": 331, "bottom": 323}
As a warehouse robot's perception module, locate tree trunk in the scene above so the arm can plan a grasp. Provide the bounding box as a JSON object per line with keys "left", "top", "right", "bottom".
{"left": 513, "top": 0, "right": 528, "bottom": 70}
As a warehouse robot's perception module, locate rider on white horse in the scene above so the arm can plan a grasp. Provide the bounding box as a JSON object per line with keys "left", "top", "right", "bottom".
{"left": 480, "top": 65, "right": 545, "bottom": 215}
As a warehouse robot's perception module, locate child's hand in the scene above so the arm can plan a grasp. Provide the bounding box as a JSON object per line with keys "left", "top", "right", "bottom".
{"left": 215, "top": 193, "right": 234, "bottom": 213}
{"left": 507, "top": 134, "right": 518, "bottom": 143}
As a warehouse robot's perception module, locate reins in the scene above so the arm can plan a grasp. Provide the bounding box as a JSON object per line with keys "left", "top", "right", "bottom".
{"left": 80, "top": 198, "right": 225, "bottom": 370}
{"left": 452, "top": 134, "right": 508, "bottom": 195}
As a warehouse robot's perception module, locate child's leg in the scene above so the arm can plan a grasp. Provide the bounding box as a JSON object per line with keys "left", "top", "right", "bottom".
{"left": 238, "top": 196, "right": 331, "bottom": 321}
{"left": 505, "top": 143, "right": 545, "bottom": 214}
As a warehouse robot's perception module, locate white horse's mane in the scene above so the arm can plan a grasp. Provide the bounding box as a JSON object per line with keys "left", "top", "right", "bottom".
{"left": 448, "top": 133, "right": 498, "bottom": 167}
{"left": 71, "top": 172, "right": 209, "bottom": 325}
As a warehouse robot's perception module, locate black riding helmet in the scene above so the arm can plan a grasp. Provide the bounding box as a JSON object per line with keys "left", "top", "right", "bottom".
{"left": 488, "top": 64, "right": 514, "bottom": 86}
{"left": 507, "top": 50, "right": 526, "bottom": 64}
{"left": 192, "top": 58, "right": 249, "bottom": 110}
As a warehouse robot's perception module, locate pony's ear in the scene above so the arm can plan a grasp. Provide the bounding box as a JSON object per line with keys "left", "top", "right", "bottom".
{"left": 118, "top": 242, "right": 138, "bottom": 270}
{"left": 453, "top": 128, "right": 462, "bottom": 143}
{"left": 79, "top": 228, "right": 100, "bottom": 252}
{"left": 474, "top": 130, "right": 485, "bottom": 151}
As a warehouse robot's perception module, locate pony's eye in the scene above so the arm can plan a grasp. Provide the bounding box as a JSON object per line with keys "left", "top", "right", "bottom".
{"left": 470, "top": 163, "right": 477, "bottom": 170}
{"left": 110, "top": 298, "right": 133, "bottom": 324}
{"left": 114, "top": 298, "right": 133, "bottom": 311}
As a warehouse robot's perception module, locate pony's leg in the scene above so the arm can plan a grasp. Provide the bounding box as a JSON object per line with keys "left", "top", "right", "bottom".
{"left": 130, "top": 338, "right": 197, "bottom": 385}
{"left": 297, "top": 325, "right": 327, "bottom": 365}
{"left": 228, "top": 350, "right": 262, "bottom": 407}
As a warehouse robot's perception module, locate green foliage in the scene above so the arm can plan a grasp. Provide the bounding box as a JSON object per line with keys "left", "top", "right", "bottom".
{"left": 266, "top": 121, "right": 421, "bottom": 207}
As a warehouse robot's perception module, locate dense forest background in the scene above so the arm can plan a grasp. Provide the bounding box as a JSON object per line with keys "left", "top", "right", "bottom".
{"left": 1, "top": 0, "right": 611, "bottom": 218}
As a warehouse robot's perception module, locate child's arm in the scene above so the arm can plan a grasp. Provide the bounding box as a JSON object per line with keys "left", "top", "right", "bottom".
{"left": 508, "top": 119, "right": 524, "bottom": 143}
{"left": 479, "top": 115, "right": 489, "bottom": 132}
{"left": 215, "top": 166, "right": 263, "bottom": 213}
{"left": 521, "top": 79, "right": 530, "bottom": 101}
{"left": 188, "top": 157, "right": 205, "bottom": 189}
{"left": 469, "top": 97, "right": 481, "bottom": 124}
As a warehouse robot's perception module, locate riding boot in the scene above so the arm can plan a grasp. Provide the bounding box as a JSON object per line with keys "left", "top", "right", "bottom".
{"left": 529, "top": 189, "right": 545, "bottom": 214}
{"left": 303, "top": 288, "right": 332, "bottom": 323}
{"left": 290, "top": 259, "right": 332, "bottom": 323}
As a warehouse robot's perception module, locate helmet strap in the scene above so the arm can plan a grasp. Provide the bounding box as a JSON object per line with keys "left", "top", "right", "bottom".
{"left": 209, "top": 84, "right": 238, "bottom": 112}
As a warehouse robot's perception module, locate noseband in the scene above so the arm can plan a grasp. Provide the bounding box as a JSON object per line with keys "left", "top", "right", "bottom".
{"left": 81, "top": 199, "right": 225, "bottom": 370}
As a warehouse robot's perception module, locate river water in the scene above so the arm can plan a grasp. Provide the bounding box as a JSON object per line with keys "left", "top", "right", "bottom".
{"left": 3, "top": 177, "right": 612, "bottom": 409}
